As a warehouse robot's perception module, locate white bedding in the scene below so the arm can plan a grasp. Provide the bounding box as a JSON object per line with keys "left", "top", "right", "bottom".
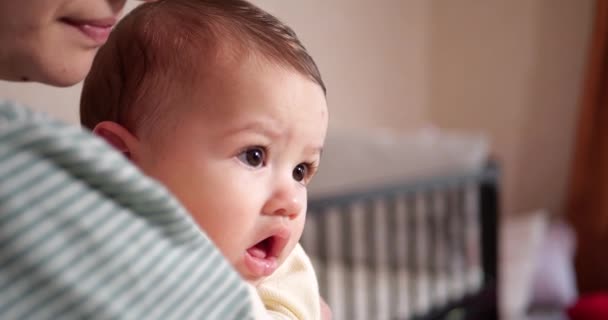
{"left": 309, "top": 127, "right": 489, "bottom": 197}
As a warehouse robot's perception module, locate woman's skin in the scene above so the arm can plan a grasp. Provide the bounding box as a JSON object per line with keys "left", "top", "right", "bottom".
{"left": 0, "top": 0, "right": 130, "bottom": 86}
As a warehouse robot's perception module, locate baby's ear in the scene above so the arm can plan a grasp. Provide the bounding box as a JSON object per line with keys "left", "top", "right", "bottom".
{"left": 92, "top": 121, "right": 138, "bottom": 159}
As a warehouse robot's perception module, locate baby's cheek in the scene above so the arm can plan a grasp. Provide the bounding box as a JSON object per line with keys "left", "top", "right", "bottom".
{"left": 282, "top": 238, "right": 300, "bottom": 265}
{"left": 200, "top": 227, "right": 239, "bottom": 262}
{"left": 294, "top": 215, "right": 306, "bottom": 240}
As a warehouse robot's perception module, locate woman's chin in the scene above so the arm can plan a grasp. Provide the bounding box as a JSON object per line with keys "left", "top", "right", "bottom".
{"left": 49, "top": 63, "right": 93, "bottom": 87}
{"left": 35, "top": 51, "right": 96, "bottom": 87}
{"left": 47, "top": 74, "right": 87, "bottom": 87}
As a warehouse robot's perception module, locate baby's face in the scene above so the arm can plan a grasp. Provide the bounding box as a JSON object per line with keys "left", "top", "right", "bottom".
{"left": 135, "top": 57, "right": 328, "bottom": 284}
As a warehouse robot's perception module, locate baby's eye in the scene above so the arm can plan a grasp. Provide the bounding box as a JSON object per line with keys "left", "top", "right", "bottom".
{"left": 292, "top": 163, "right": 309, "bottom": 182}
{"left": 237, "top": 147, "right": 266, "bottom": 168}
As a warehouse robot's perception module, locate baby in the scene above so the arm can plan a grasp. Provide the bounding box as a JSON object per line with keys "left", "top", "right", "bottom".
{"left": 80, "top": 0, "right": 328, "bottom": 319}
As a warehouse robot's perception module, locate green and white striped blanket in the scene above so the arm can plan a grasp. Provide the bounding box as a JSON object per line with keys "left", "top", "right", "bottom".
{"left": 0, "top": 101, "right": 253, "bottom": 319}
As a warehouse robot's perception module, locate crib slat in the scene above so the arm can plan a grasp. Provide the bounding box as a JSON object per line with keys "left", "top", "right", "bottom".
{"left": 341, "top": 204, "right": 355, "bottom": 320}
{"left": 316, "top": 208, "right": 328, "bottom": 301}
{"left": 386, "top": 194, "right": 399, "bottom": 319}
{"left": 364, "top": 199, "right": 377, "bottom": 319}
{"left": 425, "top": 191, "right": 437, "bottom": 308}
{"left": 406, "top": 193, "right": 417, "bottom": 317}
{"left": 456, "top": 186, "right": 467, "bottom": 293}
{"left": 445, "top": 187, "right": 459, "bottom": 301}
{"left": 433, "top": 187, "right": 449, "bottom": 307}
{"left": 436, "top": 188, "right": 449, "bottom": 304}
{"left": 480, "top": 173, "right": 499, "bottom": 319}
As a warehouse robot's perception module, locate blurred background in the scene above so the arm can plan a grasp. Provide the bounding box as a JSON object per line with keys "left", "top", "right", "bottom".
{"left": 0, "top": 0, "right": 593, "bottom": 224}
{"left": 1, "top": 0, "right": 605, "bottom": 319}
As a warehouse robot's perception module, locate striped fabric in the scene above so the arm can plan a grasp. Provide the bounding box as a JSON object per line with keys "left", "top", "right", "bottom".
{"left": 0, "top": 101, "right": 252, "bottom": 320}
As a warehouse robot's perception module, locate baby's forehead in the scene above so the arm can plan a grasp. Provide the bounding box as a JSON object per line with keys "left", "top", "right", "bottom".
{"left": 80, "top": 0, "right": 324, "bottom": 136}
{"left": 144, "top": 63, "right": 327, "bottom": 151}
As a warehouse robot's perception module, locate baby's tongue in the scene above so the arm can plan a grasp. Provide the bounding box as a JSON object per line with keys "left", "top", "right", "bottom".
{"left": 247, "top": 246, "right": 268, "bottom": 259}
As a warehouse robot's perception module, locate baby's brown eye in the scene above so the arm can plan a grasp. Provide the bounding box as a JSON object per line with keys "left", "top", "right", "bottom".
{"left": 293, "top": 164, "right": 308, "bottom": 182}
{"left": 237, "top": 147, "right": 265, "bottom": 168}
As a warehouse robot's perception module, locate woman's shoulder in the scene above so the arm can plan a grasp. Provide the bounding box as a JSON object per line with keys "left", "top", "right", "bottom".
{"left": 0, "top": 99, "right": 68, "bottom": 132}
{"left": 0, "top": 99, "right": 188, "bottom": 227}
{"left": 0, "top": 99, "right": 36, "bottom": 122}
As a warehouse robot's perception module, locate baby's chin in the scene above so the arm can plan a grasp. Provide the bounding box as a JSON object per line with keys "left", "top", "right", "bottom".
{"left": 232, "top": 261, "right": 264, "bottom": 286}
{"left": 239, "top": 267, "right": 267, "bottom": 286}
{"left": 247, "top": 278, "right": 264, "bottom": 287}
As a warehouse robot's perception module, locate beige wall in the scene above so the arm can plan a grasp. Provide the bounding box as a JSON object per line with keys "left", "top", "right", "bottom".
{"left": 253, "top": 0, "right": 430, "bottom": 129}
{"left": 0, "top": 1, "right": 594, "bottom": 217}
{"left": 427, "top": 0, "right": 594, "bottom": 216}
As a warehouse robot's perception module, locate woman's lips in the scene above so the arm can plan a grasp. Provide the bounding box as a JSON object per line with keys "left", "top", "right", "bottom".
{"left": 60, "top": 17, "right": 117, "bottom": 45}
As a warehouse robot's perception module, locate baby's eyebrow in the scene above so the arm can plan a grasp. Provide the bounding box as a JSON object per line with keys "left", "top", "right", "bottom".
{"left": 305, "top": 146, "right": 323, "bottom": 157}
{"left": 223, "top": 120, "right": 282, "bottom": 139}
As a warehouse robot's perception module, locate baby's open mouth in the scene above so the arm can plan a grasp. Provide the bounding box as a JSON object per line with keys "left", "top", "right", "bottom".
{"left": 248, "top": 236, "right": 275, "bottom": 259}
{"left": 247, "top": 235, "right": 288, "bottom": 260}
{"left": 244, "top": 234, "right": 289, "bottom": 278}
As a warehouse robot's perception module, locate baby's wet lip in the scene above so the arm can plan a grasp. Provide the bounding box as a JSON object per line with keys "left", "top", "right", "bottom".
{"left": 243, "top": 228, "right": 291, "bottom": 278}
{"left": 268, "top": 235, "right": 289, "bottom": 258}
{"left": 244, "top": 247, "right": 278, "bottom": 278}
{"left": 247, "top": 233, "right": 288, "bottom": 260}
{"left": 260, "top": 227, "right": 291, "bottom": 257}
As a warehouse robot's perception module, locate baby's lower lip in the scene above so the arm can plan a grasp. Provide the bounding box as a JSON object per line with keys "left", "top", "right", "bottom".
{"left": 244, "top": 251, "right": 278, "bottom": 278}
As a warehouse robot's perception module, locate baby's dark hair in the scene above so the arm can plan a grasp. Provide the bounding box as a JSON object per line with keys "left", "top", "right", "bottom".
{"left": 80, "top": 0, "right": 325, "bottom": 133}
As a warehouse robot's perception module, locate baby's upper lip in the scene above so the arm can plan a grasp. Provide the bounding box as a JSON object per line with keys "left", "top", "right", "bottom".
{"left": 252, "top": 226, "right": 291, "bottom": 258}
